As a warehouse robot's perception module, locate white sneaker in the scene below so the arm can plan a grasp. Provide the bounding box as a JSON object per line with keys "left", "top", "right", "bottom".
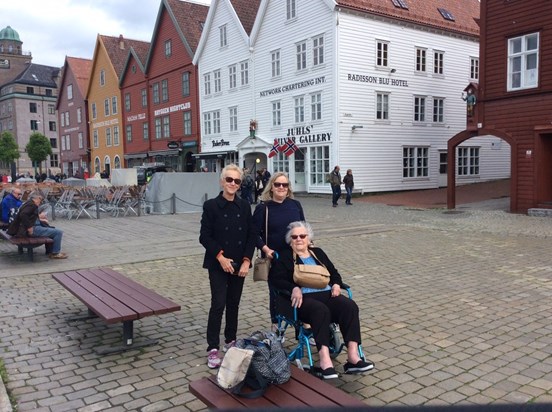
{"left": 207, "top": 349, "right": 221, "bottom": 369}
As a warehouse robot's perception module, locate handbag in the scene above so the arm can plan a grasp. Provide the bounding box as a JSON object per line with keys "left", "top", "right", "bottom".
{"left": 253, "top": 204, "right": 270, "bottom": 282}
{"left": 292, "top": 250, "right": 331, "bottom": 289}
{"left": 217, "top": 347, "right": 255, "bottom": 390}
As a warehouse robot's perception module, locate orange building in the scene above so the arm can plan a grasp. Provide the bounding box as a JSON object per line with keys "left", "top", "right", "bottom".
{"left": 86, "top": 34, "right": 149, "bottom": 176}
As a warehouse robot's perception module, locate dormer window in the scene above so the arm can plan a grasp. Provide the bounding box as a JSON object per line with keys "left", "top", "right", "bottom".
{"left": 438, "top": 8, "right": 455, "bottom": 21}
{"left": 391, "top": 0, "right": 408, "bottom": 10}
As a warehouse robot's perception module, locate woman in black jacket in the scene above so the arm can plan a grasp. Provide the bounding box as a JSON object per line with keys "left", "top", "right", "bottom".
{"left": 269, "top": 221, "right": 374, "bottom": 379}
{"left": 199, "top": 164, "right": 257, "bottom": 369}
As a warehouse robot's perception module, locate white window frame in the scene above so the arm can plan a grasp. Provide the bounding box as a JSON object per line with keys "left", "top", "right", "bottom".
{"left": 508, "top": 32, "right": 539, "bottom": 91}
{"left": 214, "top": 70, "right": 221, "bottom": 93}
{"left": 104, "top": 99, "right": 110, "bottom": 116}
{"left": 143, "top": 122, "right": 148, "bottom": 140}
{"left": 434, "top": 51, "right": 444, "bottom": 75}
{"left": 165, "top": 39, "right": 172, "bottom": 57}
{"left": 203, "top": 112, "right": 212, "bottom": 135}
{"left": 77, "top": 107, "right": 82, "bottom": 123}
{"left": 93, "top": 130, "right": 99, "bottom": 148}
{"left": 272, "top": 151, "right": 289, "bottom": 173}
{"left": 219, "top": 25, "right": 227, "bottom": 48}
{"left": 229, "top": 65, "right": 237, "bottom": 89}
{"left": 457, "top": 146, "right": 480, "bottom": 176}
{"left": 376, "top": 40, "right": 389, "bottom": 68}
{"left": 376, "top": 92, "right": 389, "bottom": 120}
{"left": 155, "top": 118, "right": 162, "bottom": 139}
{"left": 240, "top": 61, "right": 249, "bottom": 86}
{"left": 184, "top": 111, "right": 192, "bottom": 135}
{"left": 204, "top": 73, "right": 211, "bottom": 96}
{"left": 163, "top": 115, "right": 170, "bottom": 138}
{"left": 311, "top": 92, "right": 322, "bottom": 121}
{"left": 286, "top": 0, "right": 296, "bottom": 20}
{"left": 470, "top": 57, "right": 479, "bottom": 81}
{"left": 213, "top": 111, "right": 221, "bottom": 134}
{"left": 126, "top": 125, "right": 132, "bottom": 142}
{"left": 113, "top": 126, "right": 120, "bottom": 146}
{"left": 313, "top": 35, "right": 324, "bottom": 66}
{"left": 294, "top": 96, "right": 305, "bottom": 123}
{"left": 403, "top": 147, "right": 429, "bottom": 178}
{"left": 229, "top": 106, "right": 238, "bottom": 132}
{"left": 100, "top": 69, "right": 105, "bottom": 86}
{"left": 78, "top": 132, "right": 83, "bottom": 149}
{"left": 415, "top": 48, "right": 427, "bottom": 72}
{"left": 413, "top": 96, "right": 426, "bottom": 122}
{"left": 67, "top": 84, "right": 73, "bottom": 100}
{"left": 271, "top": 50, "right": 281, "bottom": 77}
{"left": 309, "top": 145, "right": 330, "bottom": 185}
{"left": 161, "top": 79, "right": 169, "bottom": 102}
{"left": 432, "top": 98, "right": 444, "bottom": 123}
{"left": 272, "top": 101, "right": 281, "bottom": 126}
{"left": 112, "top": 96, "right": 118, "bottom": 114}
{"left": 106, "top": 128, "right": 112, "bottom": 146}
{"left": 296, "top": 41, "right": 307, "bottom": 71}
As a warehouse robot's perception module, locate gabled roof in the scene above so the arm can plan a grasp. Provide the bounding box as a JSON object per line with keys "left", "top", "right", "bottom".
{"left": 8, "top": 63, "right": 59, "bottom": 88}
{"left": 66, "top": 57, "right": 92, "bottom": 97}
{"left": 145, "top": 0, "right": 209, "bottom": 70}
{"left": 193, "top": 0, "right": 261, "bottom": 65}
{"left": 100, "top": 34, "right": 150, "bottom": 78}
{"left": 119, "top": 42, "right": 151, "bottom": 86}
{"left": 336, "top": 0, "right": 479, "bottom": 36}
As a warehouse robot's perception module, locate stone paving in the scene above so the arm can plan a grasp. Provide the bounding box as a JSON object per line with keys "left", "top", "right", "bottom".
{"left": 1, "top": 193, "right": 552, "bottom": 411}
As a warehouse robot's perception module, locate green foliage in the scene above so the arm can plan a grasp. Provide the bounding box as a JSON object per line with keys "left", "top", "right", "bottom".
{"left": 25, "top": 132, "right": 52, "bottom": 172}
{"left": 0, "top": 131, "right": 20, "bottom": 163}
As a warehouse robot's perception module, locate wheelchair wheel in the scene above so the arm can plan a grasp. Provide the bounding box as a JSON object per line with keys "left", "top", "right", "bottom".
{"left": 329, "top": 323, "right": 341, "bottom": 359}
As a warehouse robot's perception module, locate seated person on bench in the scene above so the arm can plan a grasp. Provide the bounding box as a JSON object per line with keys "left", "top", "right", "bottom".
{"left": 269, "top": 220, "right": 374, "bottom": 379}
{"left": 7, "top": 191, "right": 68, "bottom": 259}
{"left": 1, "top": 187, "right": 23, "bottom": 224}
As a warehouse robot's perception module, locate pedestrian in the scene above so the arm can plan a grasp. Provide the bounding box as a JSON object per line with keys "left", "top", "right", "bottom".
{"left": 343, "top": 169, "right": 354, "bottom": 205}
{"left": 1, "top": 187, "right": 23, "bottom": 224}
{"left": 240, "top": 167, "right": 254, "bottom": 204}
{"left": 254, "top": 170, "right": 263, "bottom": 204}
{"left": 261, "top": 168, "right": 271, "bottom": 188}
{"left": 329, "top": 165, "right": 342, "bottom": 207}
{"left": 253, "top": 172, "right": 305, "bottom": 333}
{"left": 199, "top": 164, "right": 257, "bottom": 369}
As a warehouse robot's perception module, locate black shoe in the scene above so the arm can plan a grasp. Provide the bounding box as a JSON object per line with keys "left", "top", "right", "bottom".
{"left": 344, "top": 359, "right": 374, "bottom": 374}
{"left": 332, "top": 204, "right": 337, "bottom": 207}
{"left": 320, "top": 367, "right": 338, "bottom": 379}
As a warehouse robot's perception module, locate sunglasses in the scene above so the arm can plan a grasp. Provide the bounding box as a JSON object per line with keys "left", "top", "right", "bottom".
{"left": 273, "top": 182, "right": 289, "bottom": 188}
{"left": 224, "top": 177, "right": 242, "bottom": 185}
{"left": 290, "top": 234, "right": 308, "bottom": 240}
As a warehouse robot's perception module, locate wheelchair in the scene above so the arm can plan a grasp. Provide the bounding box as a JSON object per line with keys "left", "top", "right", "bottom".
{"left": 273, "top": 283, "right": 365, "bottom": 374}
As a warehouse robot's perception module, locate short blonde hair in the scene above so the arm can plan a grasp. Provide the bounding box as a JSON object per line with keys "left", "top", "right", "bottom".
{"left": 220, "top": 164, "right": 243, "bottom": 181}
{"left": 260, "top": 172, "right": 294, "bottom": 202}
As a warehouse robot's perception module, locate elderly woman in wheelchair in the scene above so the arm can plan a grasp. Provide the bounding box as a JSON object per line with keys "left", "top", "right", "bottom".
{"left": 269, "top": 221, "right": 374, "bottom": 379}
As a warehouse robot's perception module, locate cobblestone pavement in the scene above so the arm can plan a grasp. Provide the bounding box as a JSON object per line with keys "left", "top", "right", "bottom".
{"left": 1, "top": 192, "right": 552, "bottom": 411}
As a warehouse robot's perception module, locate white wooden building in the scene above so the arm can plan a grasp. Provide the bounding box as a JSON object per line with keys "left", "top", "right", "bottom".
{"left": 194, "top": 0, "right": 510, "bottom": 193}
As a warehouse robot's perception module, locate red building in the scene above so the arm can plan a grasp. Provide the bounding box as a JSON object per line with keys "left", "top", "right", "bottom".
{"left": 120, "top": 0, "right": 208, "bottom": 172}
{"left": 448, "top": 0, "right": 552, "bottom": 213}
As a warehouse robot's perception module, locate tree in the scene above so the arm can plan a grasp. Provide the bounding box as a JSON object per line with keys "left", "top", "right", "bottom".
{"left": 0, "top": 131, "right": 20, "bottom": 179}
{"left": 25, "top": 132, "right": 52, "bottom": 176}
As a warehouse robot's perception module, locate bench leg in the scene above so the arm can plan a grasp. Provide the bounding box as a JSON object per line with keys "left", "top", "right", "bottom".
{"left": 95, "top": 320, "right": 159, "bottom": 355}
{"left": 27, "top": 247, "right": 34, "bottom": 261}
{"left": 18, "top": 245, "right": 24, "bottom": 255}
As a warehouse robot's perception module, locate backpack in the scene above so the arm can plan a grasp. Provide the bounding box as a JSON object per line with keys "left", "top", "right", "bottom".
{"left": 217, "top": 330, "right": 291, "bottom": 398}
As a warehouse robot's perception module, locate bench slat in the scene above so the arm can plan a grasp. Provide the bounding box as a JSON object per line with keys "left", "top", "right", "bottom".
{"left": 53, "top": 271, "right": 138, "bottom": 324}
{"left": 0, "top": 230, "right": 54, "bottom": 245}
{"left": 191, "top": 376, "right": 274, "bottom": 409}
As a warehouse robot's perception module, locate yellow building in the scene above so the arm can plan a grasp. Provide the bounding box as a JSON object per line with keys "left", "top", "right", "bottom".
{"left": 86, "top": 34, "right": 149, "bottom": 176}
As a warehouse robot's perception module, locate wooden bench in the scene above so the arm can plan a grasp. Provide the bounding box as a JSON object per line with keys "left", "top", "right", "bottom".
{"left": 52, "top": 267, "right": 181, "bottom": 354}
{"left": 189, "top": 365, "right": 366, "bottom": 409}
{"left": 0, "top": 229, "right": 54, "bottom": 261}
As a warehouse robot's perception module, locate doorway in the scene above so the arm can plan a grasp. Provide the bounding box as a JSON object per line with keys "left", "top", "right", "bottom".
{"left": 438, "top": 151, "right": 447, "bottom": 187}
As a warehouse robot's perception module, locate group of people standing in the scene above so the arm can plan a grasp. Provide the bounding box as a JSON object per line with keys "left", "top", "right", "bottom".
{"left": 239, "top": 167, "right": 271, "bottom": 205}
{"left": 329, "top": 165, "right": 355, "bottom": 207}
{"left": 199, "top": 164, "right": 373, "bottom": 379}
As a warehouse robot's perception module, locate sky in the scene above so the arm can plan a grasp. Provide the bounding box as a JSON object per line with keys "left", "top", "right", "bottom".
{"left": 2, "top": 0, "right": 211, "bottom": 68}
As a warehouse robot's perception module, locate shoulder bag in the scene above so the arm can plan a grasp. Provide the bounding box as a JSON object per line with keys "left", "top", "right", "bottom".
{"left": 293, "top": 250, "right": 331, "bottom": 289}
{"left": 253, "top": 204, "right": 270, "bottom": 281}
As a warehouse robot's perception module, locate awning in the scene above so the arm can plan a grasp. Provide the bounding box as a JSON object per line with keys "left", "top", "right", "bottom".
{"left": 192, "top": 150, "right": 237, "bottom": 159}
{"left": 148, "top": 149, "right": 180, "bottom": 156}
{"left": 124, "top": 153, "right": 147, "bottom": 159}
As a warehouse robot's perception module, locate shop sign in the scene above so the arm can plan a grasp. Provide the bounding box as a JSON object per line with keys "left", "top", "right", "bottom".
{"left": 167, "top": 141, "right": 180, "bottom": 149}
{"left": 212, "top": 139, "right": 230, "bottom": 147}
{"left": 154, "top": 102, "right": 191, "bottom": 116}
{"left": 284, "top": 125, "right": 332, "bottom": 144}
{"left": 127, "top": 113, "right": 146, "bottom": 122}
{"left": 259, "top": 76, "right": 326, "bottom": 97}
{"left": 347, "top": 73, "right": 409, "bottom": 87}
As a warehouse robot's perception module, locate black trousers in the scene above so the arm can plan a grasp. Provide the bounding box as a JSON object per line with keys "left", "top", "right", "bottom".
{"left": 297, "top": 291, "right": 361, "bottom": 350}
{"left": 206, "top": 268, "right": 245, "bottom": 351}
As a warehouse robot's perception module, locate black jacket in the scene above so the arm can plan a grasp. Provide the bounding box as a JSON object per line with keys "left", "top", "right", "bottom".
{"left": 199, "top": 191, "right": 257, "bottom": 270}
{"left": 269, "top": 246, "right": 344, "bottom": 294}
{"left": 7, "top": 200, "right": 38, "bottom": 237}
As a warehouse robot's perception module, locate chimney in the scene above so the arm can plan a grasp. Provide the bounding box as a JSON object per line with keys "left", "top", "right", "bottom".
{"left": 119, "top": 34, "right": 125, "bottom": 50}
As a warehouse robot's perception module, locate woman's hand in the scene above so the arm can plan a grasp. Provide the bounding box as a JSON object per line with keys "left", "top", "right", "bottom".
{"left": 237, "top": 261, "right": 249, "bottom": 278}
{"left": 331, "top": 284, "right": 341, "bottom": 297}
{"left": 263, "top": 246, "right": 276, "bottom": 259}
{"left": 291, "top": 287, "right": 303, "bottom": 308}
{"left": 217, "top": 255, "right": 235, "bottom": 274}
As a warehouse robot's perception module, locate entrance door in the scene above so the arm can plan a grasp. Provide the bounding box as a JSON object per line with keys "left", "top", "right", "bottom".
{"left": 438, "top": 151, "right": 447, "bottom": 187}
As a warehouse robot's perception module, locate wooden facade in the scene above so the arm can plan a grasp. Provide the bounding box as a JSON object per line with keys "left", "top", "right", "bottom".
{"left": 448, "top": 0, "right": 552, "bottom": 213}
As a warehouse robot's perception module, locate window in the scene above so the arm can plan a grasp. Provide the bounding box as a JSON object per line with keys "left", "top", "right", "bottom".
{"left": 61, "top": 136, "right": 66, "bottom": 151}
{"left": 434, "top": 51, "right": 444, "bottom": 75}
{"left": 311, "top": 92, "right": 322, "bottom": 121}
{"left": 49, "top": 121, "right": 56, "bottom": 131}
{"left": 272, "top": 151, "right": 289, "bottom": 173}
{"left": 48, "top": 104, "right": 55, "bottom": 115}
{"left": 271, "top": 50, "right": 281, "bottom": 77}
{"left": 78, "top": 132, "right": 83, "bottom": 149}
{"left": 458, "top": 147, "right": 480, "bottom": 176}
{"left": 508, "top": 33, "right": 539, "bottom": 90}
{"left": 376, "top": 40, "right": 389, "bottom": 67}
{"left": 126, "top": 125, "right": 132, "bottom": 142}
{"left": 286, "top": 0, "right": 296, "bottom": 20}
{"left": 184, "top": 111, "right": 192, "bottom": 135}
{"left": 296, "top": 41, "right": 307, "bottom": 71}
{"left": 27, "top": 87, "right": 34, "bottom": 94}
{"left": 391, "top": 0, "right": 408, "bottom": 9}
{"left": 203, "top": 112, "right": 212, "bottom": 135}
{"left": 114, "top": 156, "right": 121, "bottom": 169}
{"left": 403, "top": 147, "right": 429, "bottom": 178}
{"left": 240, "top": 61, "right": 249, "bottom": 86}
{"left": 67, "top": 84, "right": 73, "bottom": 100}
{"left": 65, "top": 135, "right": 71, "bottom": 151}
{"left": 50, "top": 138, "right": 57, "bottom": 149}
{"left": 106, "top": 128, "right": 112, "bottom": 146}
{"left": 163, "top": 115, "right": 170, "bottom": 138}
{"left": 91, "top": 103, "right": 97, "bottom": 119}
{"left": 125, "top": 93, "right": 131, "bottom": 112}
{"left": 229, "top": 107, "right": 237, "bottom": 132}
{"left": 100, "top": 69, "right": 105, "bottom": 86}
{"left": 229, "top": 65, "right": 237, "bottom": 89}
{"left": 141, "top": 89, "right": 147, "bottom": 107}
{"left": 213, "top": 111, "right": 221, "bottom": 134}
{"left": 94, "top": 157, "right": 100, "bottom": 173}
{"left": 104, "top": 98, "right": 110, "bottom": 116}
{"left": 376, "top": 92, "right": 389, "bottom": 120}
{"left": 414, "top": 96, "right": 426, "bottom": 122}
{"left": 30, "top": 120, "right": 38, "bottom": 130}
{"left": 438, "top": 8, "right": 455, "bottom": 21}
{"left": 77, "top": 107, "right": 82, "bottom": 123}
{"left": 155, "top": 118, "right": 162, "bottom": 139}
{"left": 272, "top": 101, "right": 281, "bottom": 126}
{"left": 165, "top": 39, "right": 172, "bottom": 57}
{"left": 313, "top": 35, "right": 324, "bottom": 66}
{"left": 29, "top": 102, "right": 37, "bottom": 113}
{"left": 294, "top": 96, "right": 305, "bottom": 123}
{"left": 219, "top": 25, "right": 227, "bottom": 47}
{"left": 152, "top": 82, "right": 160, "bottom": 104}
{"left": 143, "top": 122, "right": 149, "bottom": 140}
{"left": 45, "top": 89, "right": 52, "bottom": 97}
{"left": 214, "top": 70, "right": 221, "bottom": 93}
{"left": 93, "top": 130, "right": 99, "bottom": 148}
{"left": 111, "top": 96, "right": 118, "bottom": 114}
{"left": 113, "top": 126, "right": 120, "bottom": 146}
{"left": 416, "top": 48, "right": 426, "bottom": 72}
{"left": 204, "top": 73, "right": 211, "bottom": 95}
{"left": 161, "top": 79, "right": 169, "bottom": 102}
{"left": 470, "top": 57, "right": 479, "bottom": 81}
{"left": 309, "top": 145, "right": 330, "bottom": 185}
{"left": 50, "top": 154, "right": 59, "bottom": 168}
{"left": 182, "top": 72, "right": 190, "bottom": 96}
{"left": 61, "top": 113, "right": 65, "bottom": 127}
{"left": 433, "top": 98, "right": 444, "bottom": 123}
{"left": 65, "top": 112, "right": 70, "bottom": 126}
